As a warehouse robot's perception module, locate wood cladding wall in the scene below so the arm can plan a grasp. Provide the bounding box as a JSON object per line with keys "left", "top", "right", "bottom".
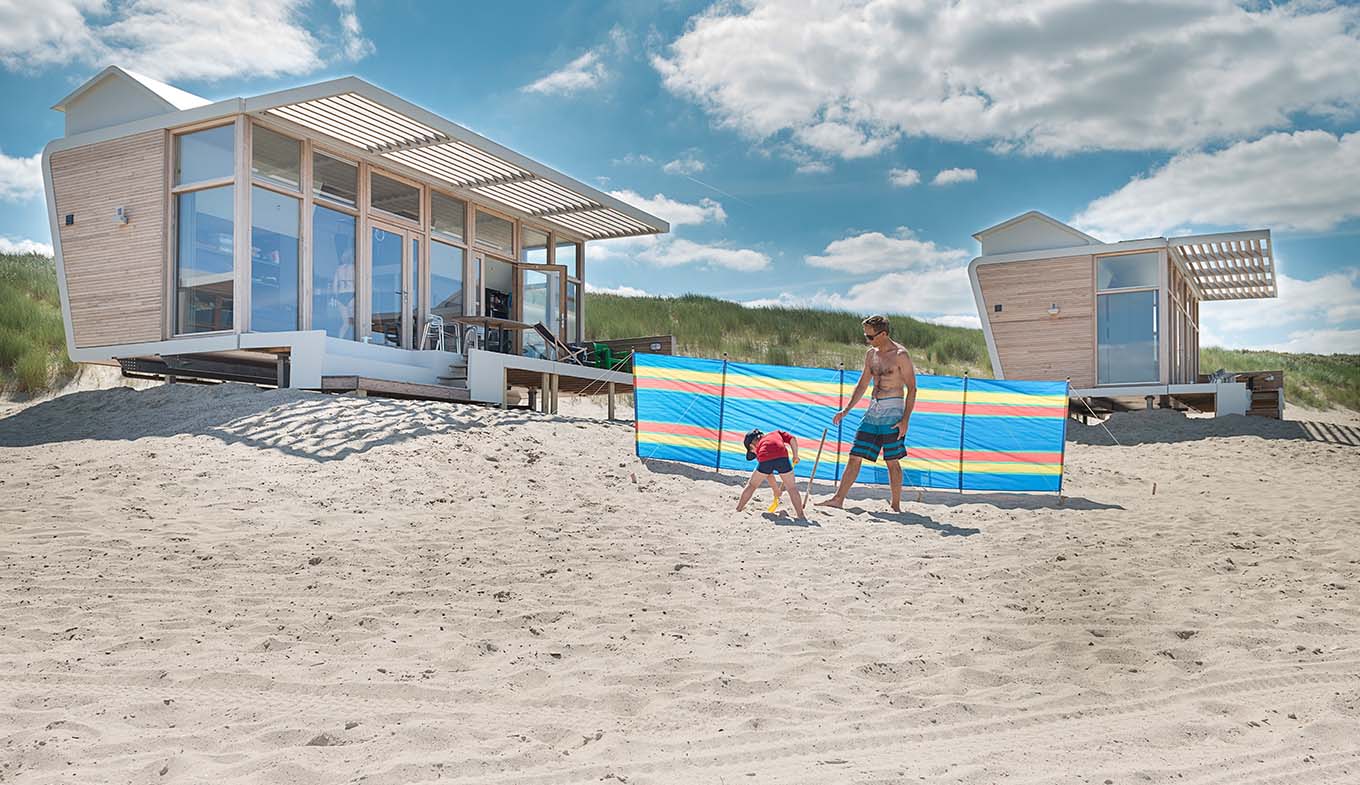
{"left": 977, "top": 255, "right": 1094, "bottom": 386}
{"left": 51, "top": 131, "right": 167, "bottom": 348}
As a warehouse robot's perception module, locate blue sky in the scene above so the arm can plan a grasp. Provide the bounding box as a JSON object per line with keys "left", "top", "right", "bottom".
{"left": 1, "top": 0, "right": 1357, "bottom": 353}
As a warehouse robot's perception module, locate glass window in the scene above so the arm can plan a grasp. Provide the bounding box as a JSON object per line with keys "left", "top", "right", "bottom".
{"left": 175, "top": 185, "right": 234, "bottom": 334}
{"left": 251, "top": 126, "right": 300, "bottom": 190}
{"left": 311, "top": 204, "right": 356, "bottom": 340}
{"left": 370, "top": 172, "right": 420, "bottom": 222}
{"left": 566, "top": 280, "right": 579, "bottom": 343}
{"left": 555, "top": 241, "right": 579, "bottom": 278}
{"left": 430, "top": 241, "right": 465, "bottom": 350}
{"left": 249, "top": 187, "right": 300, "bottom": 332}
{"left": 1097, "top": 290, "right": 1159, "bottom": 384}
{"left": 522, "top": 227, "right": 549, "bottom": 263}
{"left": 431, "top": 192, "right": 466, "bottom": 241}
{"left": 475, "top": 210, "right": 513, "bottom": 256}
{"left": 175, "top": 125, "right": 234, "bottom": 186}
{"left": 411, "top": 238, "right": 422, "bottom": 346}
{"left": 1097, "top": 252, "right": 1159, "bottom": 290}
{"left": 313, "top": 151, "right": 357, "bottom": 207}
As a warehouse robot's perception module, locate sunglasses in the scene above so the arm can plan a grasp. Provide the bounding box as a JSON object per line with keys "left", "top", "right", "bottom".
{"left": 863, "top": 330, "right": 884, "bottom": 342}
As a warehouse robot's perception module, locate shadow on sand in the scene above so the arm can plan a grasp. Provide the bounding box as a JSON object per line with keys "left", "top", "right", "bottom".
{"left": 642, "top": 459, "right": 1121, "bottom": 513}
{"left": 0, "top": 383, "right": 631, "bottom": 463}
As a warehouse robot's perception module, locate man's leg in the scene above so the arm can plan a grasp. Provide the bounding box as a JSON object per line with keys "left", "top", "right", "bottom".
{"left": 767, "top": 473, "right": 782, "bottom": 503}
{"left": 885, "top": 459, "right": 903, "bottom": 512}
{"left": 737, "top": 471, "right": 768, "bottom": 511}
{"left": 779, "top": 472, "right": 806, "bottom": 518}
{"left": 817, "top": 455, "right": 863, "bottom": 507}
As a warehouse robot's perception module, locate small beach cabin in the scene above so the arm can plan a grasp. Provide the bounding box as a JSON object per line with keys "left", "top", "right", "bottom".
{"left": 42, "top": 66, "right": 668, "bottom": 406}
{"left": 968, "top": 211, "right": 1282, "bottom": 417}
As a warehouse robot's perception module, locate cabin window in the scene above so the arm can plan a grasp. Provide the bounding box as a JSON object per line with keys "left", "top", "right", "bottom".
{"left": 313, "top": 151, "right": 357, "bottom": 207}
{"left": 431, "top": 192, "right": 466, "bottom": 241}
{"left": 521, "top": 228, "right": 549, "bottom": 263}
{"left": 474, "top": 209, "right": 514, "bottom": 256}
{"left": 555, "top": 241, "right": 579, "bottom": 279}
{"left": 251, "top": 126, "right": 300, "bottom": 191}
{"left": 566, "top": 280, "right": 579, "bottom": 343}
{"left": 429, "top": 240, "right": 465, "bottom": 351}
{"left": 311, "top": 204, "right": 357, "bottom": 340}
{"left": 249, "top": 186, "right": 301, "bottom": 332}
{"left": 1097, "top": 252, "right": 1158, "bottom": 290}
{"left": 174, "top": 125, "right": 234, "bottom": 186}
{"left": 1097, "top": 290, "right": 1159, "bottom": 384}
{"left": 370, "top": 171, "right": 420, "bottom": 222}
{"left": 174, "top": 186, "right": 235, "bottom": 334}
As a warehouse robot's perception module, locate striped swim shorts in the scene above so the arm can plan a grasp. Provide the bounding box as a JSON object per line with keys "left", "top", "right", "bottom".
{"left": 851, "top": 397, "right": 907, "bottom": 462}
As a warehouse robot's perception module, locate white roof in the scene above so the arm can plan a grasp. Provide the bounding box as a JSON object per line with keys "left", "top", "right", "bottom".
{"left": 52, "top": 66, "right": 210, "bottom": 112}
{"left": 246, "top": 78, "right": 667, "bottom": 240}
{"left": 1168, "top": 230, "right": 1276, "bottom": 301}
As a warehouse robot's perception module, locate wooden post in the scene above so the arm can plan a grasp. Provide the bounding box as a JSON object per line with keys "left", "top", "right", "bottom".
{"left": 607, "top": 382, "right": 616, "bottom": 420}
{"left": 500, "top": 366, "right": 508, "bottom": 410}
{"left": 276, "top": 355, "right": 288, "bottom": 389}
{"left": 540, "top": 373, "right": 550, "bottom": 413}
{"left": 552, "top": 374, "right": 560, "bottom": 414}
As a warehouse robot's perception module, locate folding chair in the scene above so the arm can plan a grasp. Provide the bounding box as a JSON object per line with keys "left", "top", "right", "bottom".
{"left": 532, "top": 322, "right": 589, "bottom": 364}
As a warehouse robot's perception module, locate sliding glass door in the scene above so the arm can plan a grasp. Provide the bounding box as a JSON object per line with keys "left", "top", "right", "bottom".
{"left": 1096, "top": 252, "right": 1160, "bottom": 384}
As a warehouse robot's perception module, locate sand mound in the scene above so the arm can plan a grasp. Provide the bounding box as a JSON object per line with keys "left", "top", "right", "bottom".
{"left": 1067, "top": 407, "right": 1360, "bottom": 446}
{"left": 1, "top": 384, "right": 1358, "bottom": 783}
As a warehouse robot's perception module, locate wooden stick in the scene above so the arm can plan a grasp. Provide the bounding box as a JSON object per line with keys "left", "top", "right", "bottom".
{"left": 802, "top": 427, "right": 830, "bottom": 508}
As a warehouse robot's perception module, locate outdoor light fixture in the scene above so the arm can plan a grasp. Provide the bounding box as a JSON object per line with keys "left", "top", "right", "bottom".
{"left": 114, "top": 207, "right": 128, "bottom": 225}
{"left": 1048, "top": 303, "right": 1060, "bottom": 316}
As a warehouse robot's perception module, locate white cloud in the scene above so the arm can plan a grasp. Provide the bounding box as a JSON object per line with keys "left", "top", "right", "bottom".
{"left": 332, "top": 0, "right": 375, "bottom": 61}
{"left": 587, "top": 283, "right": 653, "bottom": 298}
{"left": 0, "top": 236, "right": 54, "bottom": 256}
{"left": 1074, "top": 130, "right": 1360, "bottom": 239}
{"left": 888, "top": 167, "right": 921, "bottom": 188}
{"left": 1261, "top": 328, "right": 1360, "bottom": 355}
{"left": 612, "top": 153, "right": 654, "bottom": 166}
{"left": 744, "top": 266, "right": 977, "bottom": 322}
{"left": 931, "top": 167, "right": 977, "bottom": 186}
{"left": 523, "top": 50, "right": 607, "bottom": 95}
{"left": 639, "top": 238, "right": 770, "bottom": 272}
{"left": 1198, "top": 267, "right": 1360, "bottom": 354}
{"left": 795, "top": 161, "right": 832, "bottom": 175}
{"left": 662, "top": 154, "right": 705, "bottom": 176}
{"left": 0, "top": 148, "right": 42, "bottom": 202}
{"left": 608, "top": 189, "right": 726, "bottom": 227}
{"left": 654, "top": 0, "right": 1360, "bottom": 159}
{"left": 0, "top": 0, "right": 373, "bottom": 81}
{"left": 805, "top": 227, "right": 969, "bottom": 274}
{"left": 592, "top": 190, "right": 769, "bottom": 272}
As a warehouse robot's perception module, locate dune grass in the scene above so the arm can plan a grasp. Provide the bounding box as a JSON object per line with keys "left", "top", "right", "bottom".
{"left": 1199, "top": 346, "right": 1359, "bottom": 411}
{"left": 0, "top": 253, "right": 76, "bottom": 394}
{"left": 585, "top": 292, "right": 994, "bottom": 377}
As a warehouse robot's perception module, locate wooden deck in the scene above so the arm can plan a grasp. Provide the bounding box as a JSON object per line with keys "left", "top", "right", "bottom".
{"left": 320, "top": 376, "right": 471, "bottom": 402}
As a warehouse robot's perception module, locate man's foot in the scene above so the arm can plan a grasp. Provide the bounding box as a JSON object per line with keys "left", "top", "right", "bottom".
{"left": 890, "top": 500, "right": 901, "bottom": 513}
{"left": 815, "top": 496, "right": 844, "bottom": 508}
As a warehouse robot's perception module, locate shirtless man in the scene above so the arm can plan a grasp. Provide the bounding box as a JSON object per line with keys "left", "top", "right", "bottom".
{"left": 817, "top": 315, "right": 917, "bottom": 512}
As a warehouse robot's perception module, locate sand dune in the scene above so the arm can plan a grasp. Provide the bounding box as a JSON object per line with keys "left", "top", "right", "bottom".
{"left": 1, "top": 384, "right": 1358, "bottom": 784}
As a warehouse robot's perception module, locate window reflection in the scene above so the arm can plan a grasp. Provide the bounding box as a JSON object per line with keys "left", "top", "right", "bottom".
{"left": 250, "top": 186, "right": 300, "bottom": 331}
{"left": 311, "top": 205, "right": 356, "bottom": 340}
{"left": 175, "top": 186, "right": 235, "bottom": 334}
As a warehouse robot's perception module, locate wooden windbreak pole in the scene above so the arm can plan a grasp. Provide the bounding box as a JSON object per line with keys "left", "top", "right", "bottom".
{"left": 802, "top": 427, "right": 830, "bottom": 508}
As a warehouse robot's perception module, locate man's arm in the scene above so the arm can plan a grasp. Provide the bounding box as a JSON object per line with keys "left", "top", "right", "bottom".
{"left": 833, "top": 353, "right": 873, "bottom": 424}
{"left": 786, "top": 435, "right": 799, "bottom": 463}
{"left": 897, "top": 351, "right": 918, "bottom": 437}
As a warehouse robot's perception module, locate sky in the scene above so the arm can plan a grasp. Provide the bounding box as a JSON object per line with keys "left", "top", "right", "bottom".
{"left": 0, "top": 0, "right": 1357, "bottom": 354}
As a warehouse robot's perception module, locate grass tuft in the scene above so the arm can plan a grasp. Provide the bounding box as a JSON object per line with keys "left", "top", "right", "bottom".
{"left": 0, "top": 253, "right": 77, "bottom": 395}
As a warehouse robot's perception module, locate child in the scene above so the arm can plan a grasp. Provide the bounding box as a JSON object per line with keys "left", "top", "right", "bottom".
{"left": 736, "top": 429, "right": 807, "bottom": 519}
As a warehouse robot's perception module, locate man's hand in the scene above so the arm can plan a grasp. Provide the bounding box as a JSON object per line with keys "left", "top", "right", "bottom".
{"left": 896, "top": 419, "right": 910, "bottom": 440}
{"left": 831, "top": 409, "right": 847, "bottom": 425}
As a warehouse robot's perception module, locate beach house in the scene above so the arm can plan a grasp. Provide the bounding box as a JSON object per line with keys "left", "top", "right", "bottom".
{"left": 42, "top": 67, "right": 667, "bottom": 406}
{"left": 968, "top": 211, "right": 1283, "bottom": 417}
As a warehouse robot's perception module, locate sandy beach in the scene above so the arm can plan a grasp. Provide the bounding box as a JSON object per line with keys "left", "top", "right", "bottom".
{"left": 2, "top": 383, "right": 1359, "bottom": 784}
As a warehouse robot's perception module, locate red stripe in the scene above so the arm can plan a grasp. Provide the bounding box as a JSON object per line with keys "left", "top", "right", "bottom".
{"left": 637, "top": 378, "right": 725, "bottom": 397}
{"left": 964, "top": 403, "right": 1067, "bottom": 418}
{"left": 638, "top": 421, "right": 720, "bottom": 439}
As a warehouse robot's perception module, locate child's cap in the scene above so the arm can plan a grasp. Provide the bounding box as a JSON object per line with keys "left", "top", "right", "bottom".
{"left": 743, "top": 429, "right": 762, "bottom": 461}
